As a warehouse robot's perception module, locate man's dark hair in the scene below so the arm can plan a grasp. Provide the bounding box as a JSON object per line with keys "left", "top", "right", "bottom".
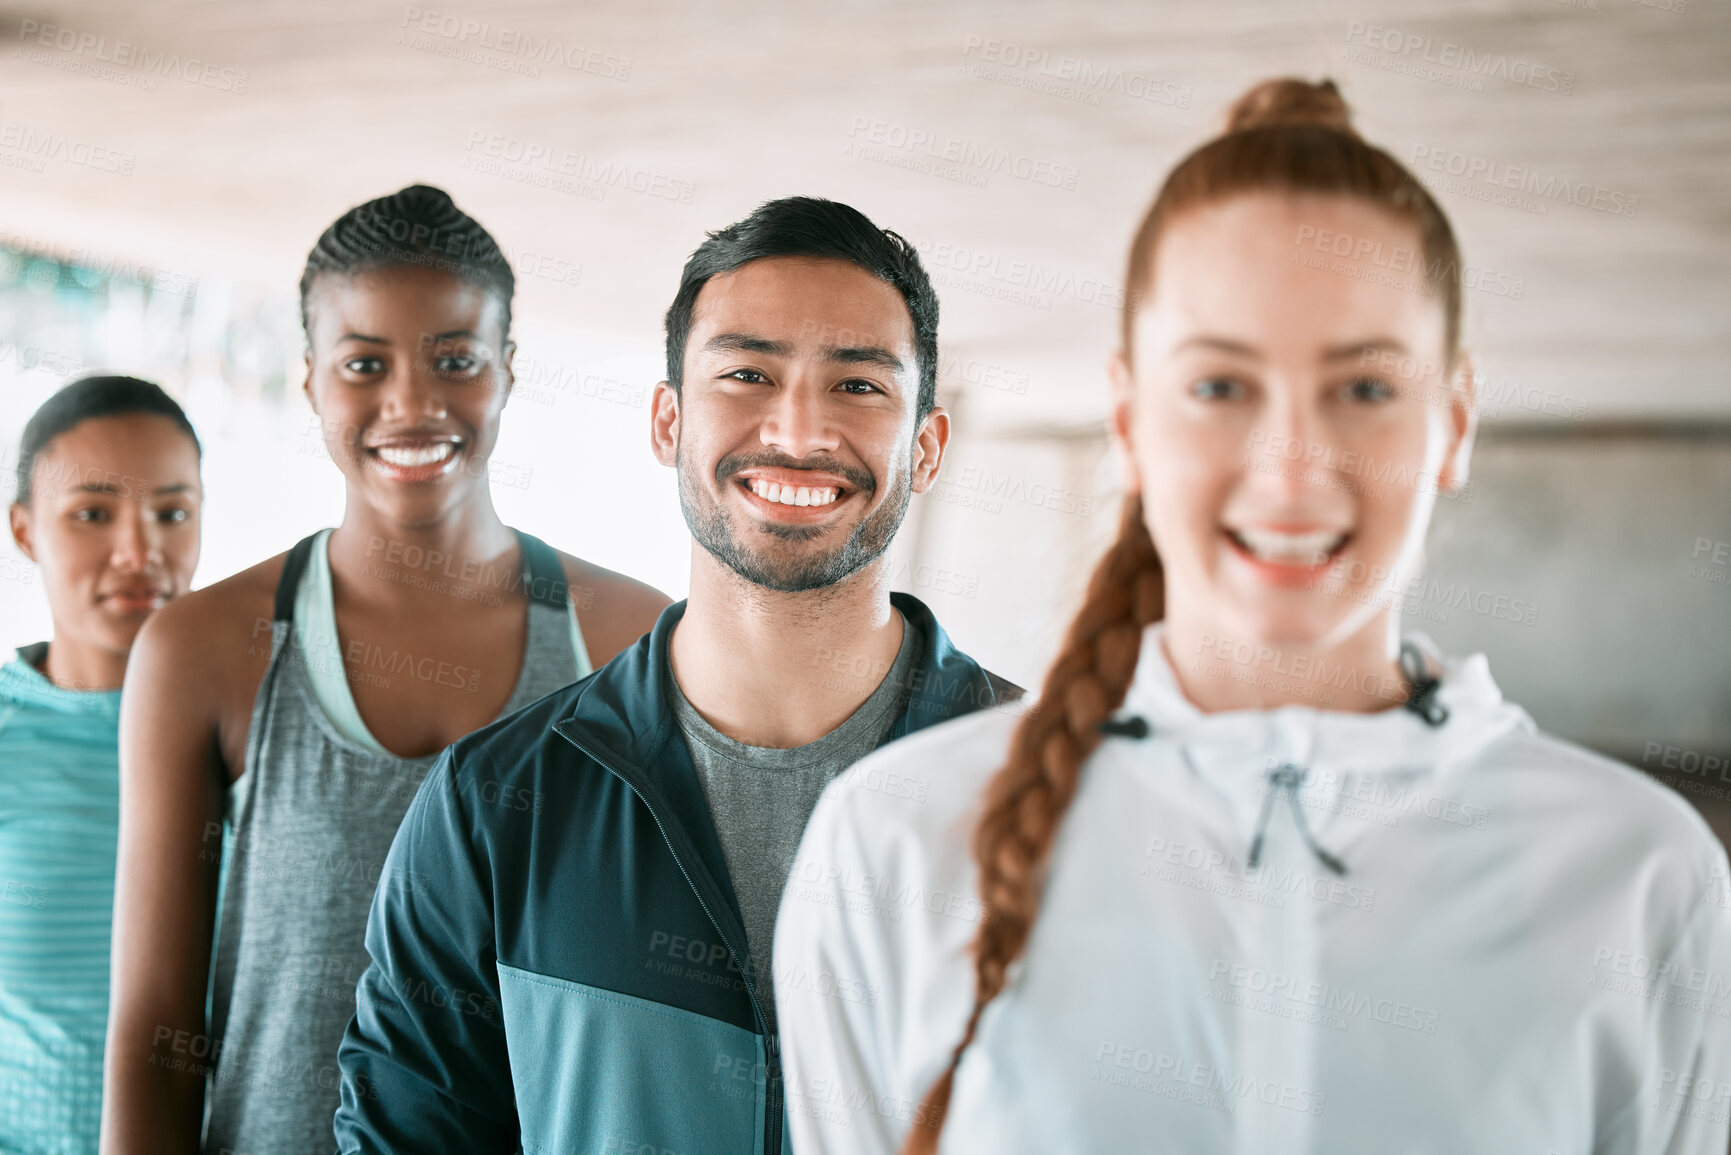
{"left": 664, "top": 197, "right": 940, "bottom": 421}
{"left": 14, "top": 375, "right": 200, "bottom": 504}
{"left": 299, "top": 183, "right": 515, "bottom": 340}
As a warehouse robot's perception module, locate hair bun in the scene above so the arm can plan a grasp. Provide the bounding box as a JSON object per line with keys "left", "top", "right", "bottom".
{"left": 1225, "top": 77, "right": 1357, "bottom": 136}
{"left": 394, "top": 184, "right": 457, "bottom": 210}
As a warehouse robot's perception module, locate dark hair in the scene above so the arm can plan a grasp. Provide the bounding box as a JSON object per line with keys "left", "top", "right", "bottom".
{"left": 14, "top": 375, "right": 200, "bottom": 504}
{"left": 298, "top": 183, "right": 515, "bottom": 341}
{"left": 903, "top": 78, "right": 1465, "bottom": 1154}
{"left": 663, "top": 196, "right": 940, "bottom": 421}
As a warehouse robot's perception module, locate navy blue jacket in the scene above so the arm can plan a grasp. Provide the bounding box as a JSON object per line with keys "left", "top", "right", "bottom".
{"left": 334, "top": 595, "right": 1019, "bottom": 1153}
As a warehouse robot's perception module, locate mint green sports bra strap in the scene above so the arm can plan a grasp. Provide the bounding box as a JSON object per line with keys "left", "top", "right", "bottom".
{"left": 512, "top": 530, "right": 569, "bottom": 612}
{"left": 273, "top": 534, "right": 322, "bottom": 623}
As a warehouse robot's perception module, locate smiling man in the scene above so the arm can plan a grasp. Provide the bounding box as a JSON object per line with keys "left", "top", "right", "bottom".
{"left": 335, "top": 197, "right": 1020, "bottom": 1154}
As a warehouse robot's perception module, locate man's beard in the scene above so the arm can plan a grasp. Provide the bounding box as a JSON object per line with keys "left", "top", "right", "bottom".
{"left": 677, "top": 444, "right": 911, "bottom": 593}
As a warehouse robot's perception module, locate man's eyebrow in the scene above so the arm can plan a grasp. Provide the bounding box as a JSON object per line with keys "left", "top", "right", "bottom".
{"left": 826, "top": 345, "right": 905, "bottom": 373}
{"left": 703, "top": 333, "right": 791, "bottom": 357}
{"left": 337, "top": 332, "right": 390, "bottom": 345}
{"left": 427, "top": 329, "right": 481, "bottom": 342}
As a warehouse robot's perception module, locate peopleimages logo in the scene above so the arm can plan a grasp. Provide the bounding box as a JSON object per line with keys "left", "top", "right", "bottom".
{"left": 461, "top": 130, "right": 695, "bottom": 204}
{"left": 846, "top": 117, "right": 1080, "bottom": 190}
{"left": 1091, "top": 1040, "right": 1327, "bottom": 1116}
{"left": 400, "top": 8, "right": 632, "bottom": 79}
{"left": 910, "top": 237, "right": 1136, "bottom": 311}
{"left": 0, "top": 230, "right": 199, "bottom": 297}
{"left": 931, "top": 464, "right": 1094, "bottom": 518}
{"left": 0, "top": 120, "right": 135, "bottom": 176}
{"left": 958, "top": 36, "right": 1192, "bottom": 108}
{"left": 1343, "top": 21, "right": 1575, "bottom": 95}
{"left": 15, "top": 19, "right": 250, "bottom": 92}
{"left": 1292, "top": 223, "right": 1527, "bottom": 300}
{"left": 1410, "top": 145, "right": 1638, "bottom": 218}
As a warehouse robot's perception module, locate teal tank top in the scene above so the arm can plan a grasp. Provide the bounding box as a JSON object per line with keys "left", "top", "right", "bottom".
{"left": 291, "top": 528, "right": 592, "bottom": 754}
{"left": 0, "top": 642, "right": 123, "bottom": 1155}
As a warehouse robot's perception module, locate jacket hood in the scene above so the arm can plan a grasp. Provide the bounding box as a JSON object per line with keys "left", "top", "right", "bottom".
{"left": 1119, "top": 624, "right": 1533, "bottom": 783}
{"left": 1111, "top": 624, "right": 1535, "bottom": 873}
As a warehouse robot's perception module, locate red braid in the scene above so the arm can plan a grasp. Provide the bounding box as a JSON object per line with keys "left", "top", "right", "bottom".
{"left": 900, "top": 497, "right": 1162, "bottom": 1153}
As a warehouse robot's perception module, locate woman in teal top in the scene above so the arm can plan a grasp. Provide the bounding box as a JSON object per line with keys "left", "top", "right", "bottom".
{"left": 1, "top": 375, "right": 203, "bottom": 1154}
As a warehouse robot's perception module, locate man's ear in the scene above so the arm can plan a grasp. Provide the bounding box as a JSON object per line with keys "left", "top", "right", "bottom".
{"left": 1438, "top": 351, "right": 1479, "bottom": 495}
{"left": 910, "top": 405, "right": 951, "bottom": 495}
{"left": 500, "top": 339, "right": 517, "bottom": 395}
{"left": 1107, "top": 349, "right": 1144, "bottom": 497}
{"left": 9, "top": 501, "right": 36, "bottom": 564}
{"left": 650, "top": 381, "right": 680, "bottom": 468}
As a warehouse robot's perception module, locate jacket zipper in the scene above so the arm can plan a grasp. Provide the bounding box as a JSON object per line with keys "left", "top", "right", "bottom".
{"left": 763, "top": 1030, "right": 782, "bottom": 1154}
{"left": 557, "top": 728, "right": 783, "bottom": 1155}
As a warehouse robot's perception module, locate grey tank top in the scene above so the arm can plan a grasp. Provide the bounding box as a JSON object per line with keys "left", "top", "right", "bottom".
{"left": 204, "top": 529, "right": 581, "bottom": 1155}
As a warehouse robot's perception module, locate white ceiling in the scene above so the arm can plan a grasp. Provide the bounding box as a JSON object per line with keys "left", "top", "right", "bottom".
{"left": 2, "top": 0, "right": 1727, "bottom": 428}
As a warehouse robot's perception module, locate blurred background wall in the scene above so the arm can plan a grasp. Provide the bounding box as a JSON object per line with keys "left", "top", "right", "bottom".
{"left": 1, "top": 0, "right": 1726, "bottom": 839}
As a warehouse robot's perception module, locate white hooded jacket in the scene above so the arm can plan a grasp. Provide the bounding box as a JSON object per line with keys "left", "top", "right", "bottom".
{"left": 774, "top": 627, "right": 1731, "bottom": 1154}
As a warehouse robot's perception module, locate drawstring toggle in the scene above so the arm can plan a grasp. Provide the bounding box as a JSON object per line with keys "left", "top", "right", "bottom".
{"left": 1247, "top": 763, "right": 1347, "bottom": 875}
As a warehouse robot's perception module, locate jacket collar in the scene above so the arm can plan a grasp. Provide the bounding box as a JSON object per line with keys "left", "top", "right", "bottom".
{"left": 548, "top": 591, "right": 1011, "bottom": 997}
{"left": 1118, "top": 623, "right": 1532, "bottom": 787}
{"left": 1112, "top": 624, "right": 1534, "bottom": 873}
{"left": 550, "top": 591, "right": 1009, "bottom": 775}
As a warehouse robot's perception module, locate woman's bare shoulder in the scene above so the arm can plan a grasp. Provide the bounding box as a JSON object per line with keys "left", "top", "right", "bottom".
{"left": 133, "top": 551, "right": 292, "bottom": 679}
{"left": 554, "top": 550, "right": 672, "bottom": 667}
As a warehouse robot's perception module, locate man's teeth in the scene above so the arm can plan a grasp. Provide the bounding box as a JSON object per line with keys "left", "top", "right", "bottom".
{"left": 1233, "top": 527, "right": 1346, "bottom": 565}
{"left": 747, "top": 478, "right": 840, "bottom": 507}
{"left": 375, "top": 443, "right": 455, "bottom": 468}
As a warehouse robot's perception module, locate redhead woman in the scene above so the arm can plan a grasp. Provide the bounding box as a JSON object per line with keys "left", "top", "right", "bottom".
{"left": 774, "top": 79, "right": 1731, "bottom": 1154}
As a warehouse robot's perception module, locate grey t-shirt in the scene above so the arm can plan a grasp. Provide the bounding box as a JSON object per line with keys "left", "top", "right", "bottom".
{"left": 667, "top": 615, "right": 921, "bottom": 1023}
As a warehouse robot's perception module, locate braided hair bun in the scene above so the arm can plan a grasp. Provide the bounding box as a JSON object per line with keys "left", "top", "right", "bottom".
{"left": 298, "top": 183, "right": 515, "bottom": 335}
{"left": 1225, "top": 77, "right": 1358, "bottom": 136}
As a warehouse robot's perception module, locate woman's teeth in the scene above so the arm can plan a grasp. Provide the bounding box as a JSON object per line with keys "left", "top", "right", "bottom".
{"left": 1232, "top": 527, "right": 1346, "bottom": 566}
{"left": 375, "top": 443, "right": 455, "bottom": 468}
{"left": 747, "top": 478, "right": 840, "bottom": 507}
